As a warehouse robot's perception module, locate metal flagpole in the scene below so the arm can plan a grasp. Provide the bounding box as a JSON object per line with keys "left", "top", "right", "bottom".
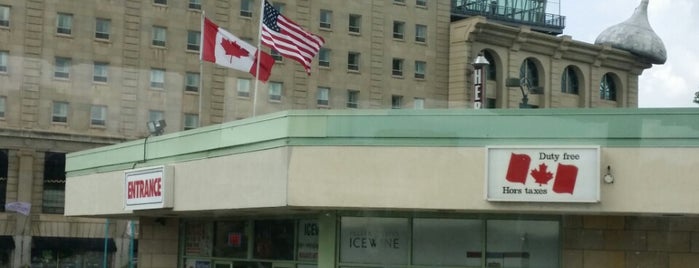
{"left": 199, "top": 11, "right": 205, "bottom": 125}
{"left": 252, "top": 0, "right": 266, "bottom": 117}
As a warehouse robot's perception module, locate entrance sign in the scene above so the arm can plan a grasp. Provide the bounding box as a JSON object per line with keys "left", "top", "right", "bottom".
{"left": 486, "top": 146, "right": 600, "bottom": 203}
{"left": 124, "top": 165, "right": 174, "bottom": 210}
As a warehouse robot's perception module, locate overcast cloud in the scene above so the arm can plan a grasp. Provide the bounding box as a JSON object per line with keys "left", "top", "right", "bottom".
{"left": 561, "top": 0, "right": 698, "bottom": 107}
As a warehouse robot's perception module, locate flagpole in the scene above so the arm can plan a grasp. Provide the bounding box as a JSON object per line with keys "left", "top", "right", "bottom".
{"left": 199, "top": 11, "right": 205, "bottom": 125}
{"left": 252, "top": 0, "right": 266, "bottom": 117}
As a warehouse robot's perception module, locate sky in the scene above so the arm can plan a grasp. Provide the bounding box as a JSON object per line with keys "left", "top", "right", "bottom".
{"left": 560, "top": 0, "right": 699, "bottom": 107}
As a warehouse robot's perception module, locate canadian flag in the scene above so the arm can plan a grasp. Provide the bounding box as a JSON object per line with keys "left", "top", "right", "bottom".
{"left": 201, "top": 17, "right": 274, "bottom": 82}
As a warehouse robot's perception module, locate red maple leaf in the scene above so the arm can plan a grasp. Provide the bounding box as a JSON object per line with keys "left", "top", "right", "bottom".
{"left": 220, "top": 38, "right": 249, "bottom": 62}
{"left": 530, "top": 163, "right": 554, "bottom": 186}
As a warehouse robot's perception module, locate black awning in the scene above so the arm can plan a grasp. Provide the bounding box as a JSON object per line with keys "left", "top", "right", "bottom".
{"left": 32, "top": 237, "right": 116, "bottom": 252}
{"left": 0, "top": 236, "right": 14, "bottom": 250}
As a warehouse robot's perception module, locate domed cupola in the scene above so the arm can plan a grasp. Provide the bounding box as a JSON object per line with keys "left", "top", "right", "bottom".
{"left": 594, "top": 0, "right": 667, "bottom": 64}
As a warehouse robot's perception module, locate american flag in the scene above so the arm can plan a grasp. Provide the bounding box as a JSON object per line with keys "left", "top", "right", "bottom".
{"left": 261, "top": 1, "right": 325, "bottom": 75}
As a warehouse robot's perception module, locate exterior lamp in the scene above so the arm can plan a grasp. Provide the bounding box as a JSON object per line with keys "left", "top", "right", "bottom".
{"left": 147, "top": 120, "right": 167, "bottom": 136}
{"left": 694, "top": 91, "right": 699, "bottom": 104}
{"left": 506, "top": 77, "right": 542, "bottom": 109}
{"left": 471, "top": 53, "right": 490, "bottom": 109}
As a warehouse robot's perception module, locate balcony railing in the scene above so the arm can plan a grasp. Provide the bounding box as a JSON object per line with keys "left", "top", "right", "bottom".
{"left": 452, "top": 2, "right": 565, "bottom": 35}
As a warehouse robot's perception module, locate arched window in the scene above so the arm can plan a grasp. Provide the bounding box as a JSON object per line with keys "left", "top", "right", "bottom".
{"left": 519, "top": 58, "right": 539, "bottom": 89}
{"left": 600, "top": 73, "right": 616, "bottom": 101}
{"left": 561, "top": 66, "right": 579, "bottom": 94}
{"left": 483, "top": 50, "right": 496, "bottom": 81}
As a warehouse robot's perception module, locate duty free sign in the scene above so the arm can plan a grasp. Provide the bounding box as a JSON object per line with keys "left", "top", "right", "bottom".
{"left": 486, "top": 146, "right": 600, "bottom": 203}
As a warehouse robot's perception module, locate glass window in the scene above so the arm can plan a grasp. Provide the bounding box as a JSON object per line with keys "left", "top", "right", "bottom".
{"left": 52, "top": 102, "right": 68, "bottom": 123}
{"left": 56, "top": 13, "right": 72, "bottom": 35}
{"left": 486, "top": 220, "right": 559, "bottom": 268}
{"left": 348, "top": 52, "right": 360, "bottom": 71}
{"left": 415, "top": 60, "right": 426, "bottom": 79}
{"left": 297, "top": 220, "right": 319, "bottom": 262}
{"left": 272, "top": 2, "right": 285, "bottom": 13}
{"left": 240, "top": 0, "right": 253, "bottom": 17}
{"left": 188, "top": 0, "right": 201, "bottom": 10}
{"left": 340, "top": 217, "right": 410, "bottom": 265}
{"left": 0, "top": 96, "right": 5, "bottom": 118}
{"left": 185, "top": 72, "right": 200, "bottom": 92}
{"left": 415, "top": 24, "right": 427, "bottom": 43}
{"left": 212, "top": 221, "right": 247, "bottom": 258}
{"left": 392, "top": 58, "right": 403, "bottom": 76}
{"left": 416, "top": 0, "right": 427, "bottom": 7}
{"left": 392, "top": 95, "right": 403, "bottom": 109}
{"left": 0, "top": 50, "right": 7, "bottom": 73}
{"left": 54, "top": 57, "right": 71, "bottom": 79}
{"left": 484, "top": 50, "right": 496, "bottom": 81}
{"left": 237, "top": 78, "right": 251, "bottom": 97}
{"left": 184, "top": 114, "right": 199, "bottom": 130}
{"left": 152, "top": 26, "right": 167, "bottom": 47}
{"left": 269, "top": 82, "right": 282, "bottom": 101}
{"left": 349, "top": 14, "right": 361, "bottom": 34}
{"left": 93, "top": 62, "right": 108, "bottom": 83}
{"left": 320, "top": 10, "right": 332, "bottom": 29}
{"left": 412, "top": 218, "right": 481, "bottom": 266}
{"left": 95, "top": 18, "right": 110, "bottom": 40}
{"left": 318, "top": 48, "right": 330, "bottom": 68}
{"left": 90, "top": 105, "right": 106, "bottom": 126}
{"left": 186, "top": 221, "right": 213, "bottom": 257}
{"left": 150, "top": 68, "right": 165, "bottom": 88}
{"left": 600, "top": 73, "right": 617, "bottom": 101}
{"left": 271, "top": 49, "right": 282, "bottom": 62}
{"left": 347, "top": 90, "right": 359, "bottom": 108}
{"left": 0, "top": 5, "right": 9, "bottom": 27}
{"left": 393, "top": 21, "right": 405, "bottom": 39}
{"left": 394, "top": 0, "right": 406, "bottom": 4}
{"left": 0, "top": 149, "right": 7, "bottom": 211}
{"left": 253, "top": 220, "right": 294, "bottom": 260}
{"left": 317, "top": 87, "right": 330, "bottom": 106}
{"left": 154, "top": 0, "right": 167, "bottom": 5}
{"left": 43, "top": 152, "right": 66, "bottom": 214}
{"left": 413, "top": 98, "right": 424, "bottom": 109}
{"left": 520, "top": 58, "right": 539, "bottom": 90}
{"left": 561, "top": 66, "right": 579, "bottom": 94}
{"left": 187, "top": 31, "right": 201, "bottom": 51}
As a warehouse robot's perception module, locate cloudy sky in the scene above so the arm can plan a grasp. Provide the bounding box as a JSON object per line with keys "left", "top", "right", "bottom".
{"left": 561, "top": 0, "right": 698, "bottom": 107}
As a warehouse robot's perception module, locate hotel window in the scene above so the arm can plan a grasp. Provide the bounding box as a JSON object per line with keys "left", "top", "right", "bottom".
{"left": 240, "top": 0, "right": 253, "bottom": 17}
{"left": 318, "top": 48, "right": 330, "bottom": 68}
{"left": 93, "top": 62, "right": 108, "bottom": 83}
{"left": 154, "top": 0, "right": 167, "bottom": 5}
{"left": 237, "top": 78, "right": 251, "bottom": 97}
{"left": 349, "top": 14, "right": 361, "bottom": 34}
{"left": 317, "top": 87, "right": 330, "bottom": 106}
{"left": 320, "top": 10, "right": 332, "bottom": 29}
{"left": 519, "top": 58, "right": 539, "bottom": 90}
{"left": 484, "top": 50, "right": 496, "bottom": 81}
{"left": 90, "top": 105, "right": 106, "bottom": 126}
{"left": 184, "top": 114, "right": 199, "bottom": 130}
{"left": 185, "top": 72, "right": 200, "bottom": 93}
{"left": 188, "top": 0, "right": 201, "bottom": 10}
{"left": 415, "top": 60, "right": 426, "bottom": 79}
{"left": 272, "top": 2, "right": 285, "bottom": 13}
{"left": 0, "top": 51, "right": 7, "bottom": 73}
{"left": 0, "top": 5, "right": 9, "bottom": 27}
{"left": 394, "top": 0, "right": 406, "bottom": 4}
{"left": 348, "top": 52, "right": 360, "bottom": 71}
{"left": 56, "top": 13, "right": 72, "bottom": 35}
{"left": 150, "top": 68, "right": 165, "bottom": 89}
{"left": 393, "top": 21, "right": 405, "bottom": 39}
{"left": 392, "top": 95, "right": 403, "bottom": 109}
{"left": 416, "top": 0, "right": 427, "bottom": 7}
{"left": 43, "top": 152, "right": 66, "bottom": 214}
{"left": 392, "top": 58, "right": 404, "bottom": 77}
{"left": 54, "top": 57, "right": 71, "bottom": 79}
{"left": 95, "top": 18, "right": 110, "bottom": 40}
{"left": 271, "top": 49, "right": 283, "bottom": 62}
{"left": 600, "top": 73, "right": 617, "bottom": 101}
{"left": 0, "top": 96, "right": 5, "bottom": 118}
{"left": 347, "top": 90, "right": 359, "bottom": 108}
{"left": 414, "top": 98, "right": 424, "bottom": 109}
{"left": 561, "top": 66, "right": 579, "bottom": 94}
{"left": 187, "top": 31, "right": 201, "bottom": 51}
{"left": 0, "top": 149, "right": 7, "bottom": 211}
{"left": 269, "top": 82, "right": 282, "bottom": 102}
{"left": 415, "top": 24, "right": 427, "bottom": 43}
{"left": 152, "top": 26, "right": 167, "bottom": 47}
{"left": 52, "top": 101, "right": 68, "bottom": 123}
{"left": 149, "top": 110, "right": 164, "bottom": 123}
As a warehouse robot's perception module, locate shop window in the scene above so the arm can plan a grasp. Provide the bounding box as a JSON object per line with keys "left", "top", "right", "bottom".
{"left": 42, "top": 152, "right": 65, "bottom": 214}
{"left": 412, "top": 218, "right": 482, "bottom": 266}
{"left": 31, "top": 237, "right": 116, "bottom": 267}
{"left": 213, "top": 221, "right": 247, "bottom": 258}
{"left": 340, "top": 217, "right": 410, "bottom": 265}
{"left": 253, "top": 220, "right": 294, "bottom": 260}
{"left": 486, "top": 220, "right": 559, "bottom": 267}
{"left": 185, "top": 221, "right": 213, "bottom": 257}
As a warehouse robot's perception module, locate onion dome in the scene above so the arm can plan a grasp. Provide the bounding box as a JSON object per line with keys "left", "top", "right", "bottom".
{"left": 595, "top": 0, "right": 667, "bottom": 64}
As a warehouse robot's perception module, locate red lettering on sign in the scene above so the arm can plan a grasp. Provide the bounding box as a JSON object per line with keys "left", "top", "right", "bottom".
{"left": 127, "top": 177, "right": 162, "bottom": 200}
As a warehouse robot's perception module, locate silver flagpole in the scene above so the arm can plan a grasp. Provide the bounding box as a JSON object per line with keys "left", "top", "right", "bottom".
{"left": 199, "top": 11, "right": 204, "bottom": 126}
{"left": 252, "top": 0, "right": 266, "bottom": 117}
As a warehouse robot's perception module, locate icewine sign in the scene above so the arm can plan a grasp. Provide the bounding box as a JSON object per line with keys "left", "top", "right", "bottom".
{"left": 486, "top": 146, "right": 600, "bottom": 203}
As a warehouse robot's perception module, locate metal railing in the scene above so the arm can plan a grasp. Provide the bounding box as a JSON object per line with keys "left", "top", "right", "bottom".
{"left": 452, "top": 2, "right": 565, "bottom": 34}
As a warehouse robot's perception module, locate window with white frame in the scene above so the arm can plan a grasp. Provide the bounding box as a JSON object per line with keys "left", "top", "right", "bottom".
{"left": 415, "top": 24, "right": 427, "bottom": 43}
{"left": 269, "top": 82, "right": 282, "bottom": 102}
{"left": 95, "top": 18, "right": 110, "bottom": 40}
{"left": 52, "top": 102, "right": 68, "bottom": 123}
{"left": 0, "top": 5, "right": 10, "bottom": 27}
{"left": 317, "top": 87, "right": 330, "bottom": 106}
{"left": 0, "top": 96, "right": 5, "bottom": 118}
{"left": 152, "top": 26, "right": 167, "bottom": 47}
{"left": 93, "top": 62, "right": 108, "bottom": 83}
{"left": 318, "top": 48, "right": 330, "bottom": 68}
{"left": 188, "top": 0, "right": 201, "bottom": 10}
{"left": 348, "top": 52, "right": 360, "bottom": 71}
{"left": 349, "top": 14, "right": 361, "bottom": 34}
{"left": 150, "top": 68, "right": 165, "bottom": 89}
{"left": 185, "top": 72, "right": 200, "bottom": 92}
{"left": 149, "top": 110, "right": 164, "bottom": 122}
{"left": 54, "top": 57, "right": 71, "bottom": 79}
{"left": 184, "top": 114, "right": 199, "bottom": 130}
{"left": 56, "top": 13, "right": 72, "bottom": 35}
{"left": 0, "top": 51, "right": 7, "bottom": 73}
{"left": 187, "top": 31, "right": 200, "bottom": 51}
{"left": 415, "top": 60, "right": 426, "bottom": 79}
{"left": 90, "top": 105, "right": 106, "bottom": 126}
{"left": 414, "top": 98, "right": 425, "bottom": 109}
{"left": 320, "top": 10, "right": 332, "bottom": 29}
{"left": 394, "top": 0, "right": 406, "bottom": 4}
{"left": 347, "top": 90, "right": 359, "bottom": 108}
{"left": 392, "top": 95, "right": 403, "bottom": 109}
{"left": 237, "top": 78, "right": 251, "bottom": 97}
{"left": 392, "top": 58, "right": 404, "bottom": 77}
{"left": 240, "top": 0, "right": 253, "bottom": 17}
{"left": 393, "top": 21, "right": 405, "bottom": 39}
{"left": 416, "top": 0, "right": 427, "bottom": 7}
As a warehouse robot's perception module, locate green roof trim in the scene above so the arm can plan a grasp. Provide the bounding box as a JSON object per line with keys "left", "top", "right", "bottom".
{"left": 66, "top": 108, "right": 699, "bottom": 176}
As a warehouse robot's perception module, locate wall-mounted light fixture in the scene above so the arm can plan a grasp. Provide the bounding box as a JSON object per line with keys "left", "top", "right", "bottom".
{"left": 147, "top": 120, "right": 167, "bottom": 136}
{"left": 603, "top": 165, "right": 614, "bottom": 184}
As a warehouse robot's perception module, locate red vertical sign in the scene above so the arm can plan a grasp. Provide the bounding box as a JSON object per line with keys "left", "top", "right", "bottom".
{"left": 505, "top": 153, "right": 531, "bottom": 184}
{"left": 553, "top": 163, "right": 578, "bottom": 194}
